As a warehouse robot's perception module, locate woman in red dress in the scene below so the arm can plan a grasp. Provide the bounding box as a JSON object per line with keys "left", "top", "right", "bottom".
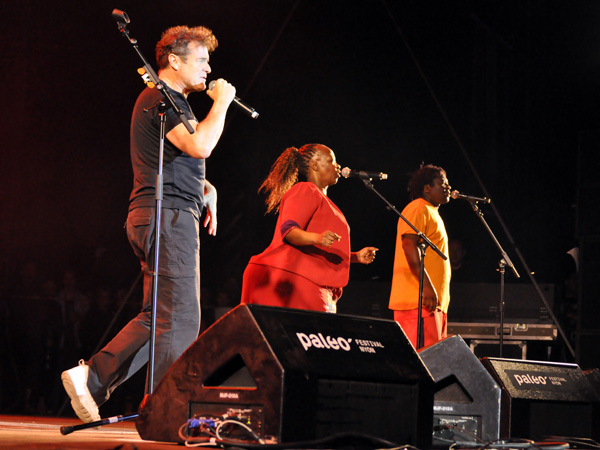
{"left": 241, "top": 143, "right": 378, "bottom": 313}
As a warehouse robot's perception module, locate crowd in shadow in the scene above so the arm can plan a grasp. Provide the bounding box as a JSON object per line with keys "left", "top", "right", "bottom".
{"left": 0, "top": 260, "right": 141, "bottom": 416}
{"left": 0, "top": 246, "right": 243, "bottom": 419}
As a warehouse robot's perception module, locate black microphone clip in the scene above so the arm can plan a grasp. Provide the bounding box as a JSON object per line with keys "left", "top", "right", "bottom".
{"left": 112, "top": 9, "right": 130, "bottom": 25}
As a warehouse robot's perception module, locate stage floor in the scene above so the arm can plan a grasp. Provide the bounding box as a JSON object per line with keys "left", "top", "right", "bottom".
{"left": 0, "top": 415, "right": 180, "bottom": 449}
{"left": 2, "top": 414, "right": 597, "bottom": 450}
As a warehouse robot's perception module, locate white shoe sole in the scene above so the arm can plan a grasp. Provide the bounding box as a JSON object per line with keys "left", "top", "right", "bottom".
{"left": 61, "top": 369, "right": 100, "bottom": 423}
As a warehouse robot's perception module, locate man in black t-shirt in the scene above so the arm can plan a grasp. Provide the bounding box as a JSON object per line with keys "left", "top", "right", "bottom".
{"left": 61, "top": 25, "right": 236, "bottom": 423}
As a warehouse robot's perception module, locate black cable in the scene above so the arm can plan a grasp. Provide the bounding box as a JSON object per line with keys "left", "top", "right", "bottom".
{"left": 473, "top": 438, "right": 535, "bottom": 450}
{"left": 545, "top": 436, "right": 600, "bottom": 449}
{"left": 185, "top": 430, "right": 416, "bottom": 450}
{"left": 433, "top": 423, "right": 486, "bottom": 447}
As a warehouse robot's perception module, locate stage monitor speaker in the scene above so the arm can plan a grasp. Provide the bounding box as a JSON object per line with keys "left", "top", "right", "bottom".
{"left": 584, "top": 368, "right": 600, "bottom": 399}
{"left": 419, "top": 335, "right": 502, "bottom": 445}
{"left": 136, "top": 304, "right": 435, "bottom": 448}
{"left": 480, "top": 357, "right": 600, "bottom": 440}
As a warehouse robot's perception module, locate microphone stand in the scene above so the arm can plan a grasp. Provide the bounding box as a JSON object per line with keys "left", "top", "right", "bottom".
{"left": 467, "top": 200, "right": 519, "bottom": 358}
{"left": 360, "top": 179, "right": 447, "bottom": 349}
{"left": 60, "top": 10, "right": 195, "bottom": 435}
{"left": 114, "top": 9, "right": 195, "bottom": 397}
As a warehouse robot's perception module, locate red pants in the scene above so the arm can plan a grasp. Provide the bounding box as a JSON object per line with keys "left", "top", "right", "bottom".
{"left": 394, "top": 308, "right": 447, "bottom": 350}
{"left": 241, "top": 263, "right": 337, "bottom": 313}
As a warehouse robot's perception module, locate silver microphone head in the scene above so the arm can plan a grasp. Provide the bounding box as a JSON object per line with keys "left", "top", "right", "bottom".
{"left": 341, "top": 167, "right": 351, "bottom": 178}
{"left": 208, "top": 80, "right": 216, "bottom": 90}
{"left": 450, "top": 190, "right": 491, "bottom": 203}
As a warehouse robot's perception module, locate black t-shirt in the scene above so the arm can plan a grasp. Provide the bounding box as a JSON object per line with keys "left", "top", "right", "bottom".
{"left": 129, "top": 84, "right": 205, "bottom": 216}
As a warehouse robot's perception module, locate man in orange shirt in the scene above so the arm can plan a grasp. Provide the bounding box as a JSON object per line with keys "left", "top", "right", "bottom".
{"left": 389, "top": 164, "right": 452, "bottom": 349}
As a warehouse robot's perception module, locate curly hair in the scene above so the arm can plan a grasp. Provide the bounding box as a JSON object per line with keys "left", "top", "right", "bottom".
{"left": 259, "top": 143, "right": 322, "bottom": 214}
{"left": 407, "top": 163, "right": 446, "bottom": 200}
{"left": 156, "top": 25, "right": 218, "bottom": 69}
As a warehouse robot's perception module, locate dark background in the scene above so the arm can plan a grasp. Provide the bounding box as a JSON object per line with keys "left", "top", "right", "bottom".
{"left": 2, "top": 0, "right": 599, "bottom": 416}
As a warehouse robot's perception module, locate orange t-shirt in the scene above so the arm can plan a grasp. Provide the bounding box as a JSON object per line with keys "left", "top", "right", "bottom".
{"left": 388, "top": 198, "right": 451, "bottom": 313}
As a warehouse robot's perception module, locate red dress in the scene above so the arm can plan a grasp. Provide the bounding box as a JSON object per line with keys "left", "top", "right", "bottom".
{"left": 241, "top": 182, "right": 351, "bottom": 312}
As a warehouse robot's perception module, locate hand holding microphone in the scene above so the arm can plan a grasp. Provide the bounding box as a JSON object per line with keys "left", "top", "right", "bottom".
{"left": 206, "top": 79, "right": 236, "bottom": 105}
{"left": 207, "top": 79, "right": 259, "bottom": 119}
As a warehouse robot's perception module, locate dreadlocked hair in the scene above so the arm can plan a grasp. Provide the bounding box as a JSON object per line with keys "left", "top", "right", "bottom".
{"left": 259, "top": 143, "right": 321, "bottom": 214}
{"left": 407, "top": 163, "right": 446, "bottom": 200}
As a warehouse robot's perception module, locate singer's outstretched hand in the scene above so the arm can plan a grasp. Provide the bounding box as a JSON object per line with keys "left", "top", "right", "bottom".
{"left": 352, "top": 247, "right": 379, "bottom": 264}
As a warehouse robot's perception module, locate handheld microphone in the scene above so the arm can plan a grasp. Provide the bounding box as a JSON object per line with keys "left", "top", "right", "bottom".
{"left": 208, "top": 80, "right": 259, "bottom": 119}
{"left": 341, "top": 167, "right": 388, "bottom": 181}
{"left": 451, "top": 190, "right": 491, "bottom": 204}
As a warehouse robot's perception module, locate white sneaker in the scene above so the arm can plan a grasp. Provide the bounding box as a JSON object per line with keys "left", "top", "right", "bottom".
{"left": 61, "top": 360, "right": 101, "bottom": 423}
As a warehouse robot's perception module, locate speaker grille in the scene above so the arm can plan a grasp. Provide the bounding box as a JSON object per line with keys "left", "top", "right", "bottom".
{"left": 315, "top": 379, "right": 421, "bottom": 442}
